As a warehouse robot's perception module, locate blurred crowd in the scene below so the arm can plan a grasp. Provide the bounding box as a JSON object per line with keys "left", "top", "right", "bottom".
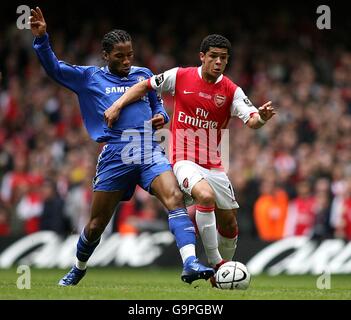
{"left": 0, "top": 3, "right": 350, "bottom": 241}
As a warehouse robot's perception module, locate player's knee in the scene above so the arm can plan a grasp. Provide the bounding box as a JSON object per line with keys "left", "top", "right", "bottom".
{"left": 195, "top": 189, "right": 215, "bottom": 206}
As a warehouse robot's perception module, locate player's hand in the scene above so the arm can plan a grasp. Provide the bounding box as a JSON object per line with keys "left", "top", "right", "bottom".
{"left": 258, "top": 101, "right": 276, "bottom": 121}
{"left": 104, "top": 105, "right": 121, "bottom": 129}
{"left": 151, "top": 114, "right": 165, "bottom": 130}
{"left": 29, "top": 7, "right": 47, "bottom": 37}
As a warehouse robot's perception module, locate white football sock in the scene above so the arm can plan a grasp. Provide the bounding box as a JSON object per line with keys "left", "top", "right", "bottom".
{"left": 179, "top": 244, "right": 196, "bottom": 263}
{"left": 217, "top": 232, "right": 238, "bottom": 261}
{"left": 75, "top": 259, "right": 87, "bottom": 270}
{"left": 196, "top": 208, "right": 222, "bottom": 266}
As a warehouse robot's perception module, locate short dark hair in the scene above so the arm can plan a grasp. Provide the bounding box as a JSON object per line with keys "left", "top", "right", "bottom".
{"left": 200, "top": 34, "right": 232, "bottom": 55}
{"left": 101, "top": 29, "right": 132, "bottom": 53}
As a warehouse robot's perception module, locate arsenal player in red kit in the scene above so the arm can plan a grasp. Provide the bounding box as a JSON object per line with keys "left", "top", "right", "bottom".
{"left": 105, "top": 34, "right": 275, "bottom": 282}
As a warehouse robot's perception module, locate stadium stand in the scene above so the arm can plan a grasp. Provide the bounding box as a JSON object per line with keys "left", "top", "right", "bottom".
{"left": 1, "top": 1, "right": 350, "bottom": 241}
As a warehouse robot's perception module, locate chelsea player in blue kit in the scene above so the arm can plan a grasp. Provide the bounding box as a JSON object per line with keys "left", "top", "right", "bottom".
{"left": 30, "top": 7, "right": 214, "bottom": 286}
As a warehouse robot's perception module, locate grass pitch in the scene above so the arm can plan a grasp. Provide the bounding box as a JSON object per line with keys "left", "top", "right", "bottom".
{"left": 0, "top": 267, "right": 350, "bottom": 300}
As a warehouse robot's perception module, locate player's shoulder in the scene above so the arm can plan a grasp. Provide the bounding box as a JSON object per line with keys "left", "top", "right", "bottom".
{"left": 222, "top": 74, "right": 237, "bottom": 86}
{"left": 221, "top": 74, "right": 239, "bottom": 92}
{"left": 175, "top": 66, "right": 197, "bottom": 78}
{"left": 177, "top": 66, "right": 197, "bottom": 73}
{"left": 129, "top": 66, "right": 154, "bottom": 78}
{"left": 84, "top": 65, "right": 106, "bottom": 77}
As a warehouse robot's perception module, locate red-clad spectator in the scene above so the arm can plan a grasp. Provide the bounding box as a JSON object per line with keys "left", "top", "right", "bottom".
{"left": 330, "top": 177, "right": 351, "bottom": 240}
{"left": 0, "top": 205, "right": 10, "bottom": 236}
{"left": 0, "top": 4, "right": 350, "bottom": 239}
{"left": 284, "top": 180, "right": 316, "bottom": 237}
{"left": 16, "top": 191, "right": 43, "bottom": 234}
{"left": 1, "top": 155, "right": 43, "bottom": 206}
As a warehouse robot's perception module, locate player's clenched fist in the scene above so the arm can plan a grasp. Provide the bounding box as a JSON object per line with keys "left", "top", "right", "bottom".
{"left": 104, "top": 105, "right": 121, "bottom": 128}
{"left": 151, "top": 114, "right": 165, "bottom": 130}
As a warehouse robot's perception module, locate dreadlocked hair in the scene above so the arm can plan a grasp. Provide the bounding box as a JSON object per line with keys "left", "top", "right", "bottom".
{"left": 200, "top": 34, "right": 232, "bottom": 56}
{"left": 102, "top": 29, "right": 132, "bottom": 53}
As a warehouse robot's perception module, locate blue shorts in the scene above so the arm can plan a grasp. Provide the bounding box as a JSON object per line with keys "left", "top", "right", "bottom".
{"left": 93, "top": 143, "right": 172, "bottom": 201}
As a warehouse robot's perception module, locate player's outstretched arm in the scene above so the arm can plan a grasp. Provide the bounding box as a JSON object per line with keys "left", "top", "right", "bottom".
{"left": 246, "top": 101, "right": 276, "bottom": 129}
{"left": 29, "top": 7, "right": 46, "bottom": 37}
{"left": 31, "top": 7, "right": 88, "bottom": 92}
{"left": 104, "top": 79, "right": 150, "bottom": 128}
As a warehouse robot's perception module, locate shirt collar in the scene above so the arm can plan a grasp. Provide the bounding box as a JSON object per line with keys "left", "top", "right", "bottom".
{"left": 197, "top": 66, "right": 223, "bottom": 84}
{"left": 103, "top": 66, "right": 132, "bottom": 79}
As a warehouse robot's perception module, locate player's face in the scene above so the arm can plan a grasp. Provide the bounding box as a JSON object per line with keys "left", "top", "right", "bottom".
{"left": 104, "top": 41, "right": 134, "bottom": 76}
{"left": 200, "top": 47, "right": 229, "bottom": 82}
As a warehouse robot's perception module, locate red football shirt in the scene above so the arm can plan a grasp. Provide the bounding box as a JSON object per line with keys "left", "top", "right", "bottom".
{"left": 148, "top": 66, "right": 258, "bottom": 169}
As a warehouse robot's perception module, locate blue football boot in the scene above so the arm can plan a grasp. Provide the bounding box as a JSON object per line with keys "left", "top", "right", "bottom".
{"left": 58, "top": 266, "right": 86, "bottom": 286}
{"left": 181, "top": 256, "right": 215, "bottom": 284}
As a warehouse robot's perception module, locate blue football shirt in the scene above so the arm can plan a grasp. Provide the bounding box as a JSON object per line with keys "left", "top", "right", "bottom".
{"left": 33, "top": 33, "right": 169, "bottom": 143}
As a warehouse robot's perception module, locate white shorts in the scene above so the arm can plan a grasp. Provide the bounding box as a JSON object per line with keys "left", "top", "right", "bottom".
{"left": 173, "top": 160, "right": 239, "bottom": 210}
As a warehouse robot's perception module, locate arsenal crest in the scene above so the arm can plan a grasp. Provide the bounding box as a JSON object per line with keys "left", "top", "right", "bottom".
{"left": 214, "top": 94, "right": 226, "bottom": 107}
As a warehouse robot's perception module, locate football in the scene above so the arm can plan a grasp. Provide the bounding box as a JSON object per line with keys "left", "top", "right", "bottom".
{"left": 215, "top": 261, "right": 251, "bottom": 290}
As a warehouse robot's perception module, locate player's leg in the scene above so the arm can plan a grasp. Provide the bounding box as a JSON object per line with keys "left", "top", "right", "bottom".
{"left": 191, "top": 179, "right": 223, "bottom": 267}
{"left": 206, "top": 171, "right": 240, "bottom": 262}
{"left": 59, "top": 143, "right": 133, "bottom": 286}
{"left": 215, "top": 207, "right": 239, "bottom": 261}
{"left": 58, "top": 190, "right": 125, "bottom": 286}
{"left": 150, "top": 170, "right": 214, "bottom": 283}
{"left": 78, "top": 190, "right": 126, "bottom": 259}
{"left": 187, "top": 202, "right": 239, "bottom": 269}
{"left": 140, "top": 154, "right": 214, "bottom": 283}
{"left": 173, "top": 161, "right": 223, "bottom": 268}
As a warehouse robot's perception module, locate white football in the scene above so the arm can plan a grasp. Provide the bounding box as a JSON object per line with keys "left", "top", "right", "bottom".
{"left": 215, "top": 261, "right": 251, "bottom": 290}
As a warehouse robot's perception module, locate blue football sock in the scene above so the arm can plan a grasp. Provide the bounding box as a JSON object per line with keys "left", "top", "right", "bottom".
{"left": 168, "top": 208, "right": 196, "bottom": 249}
{"left": 76, "top": 229, "right": 101, "bottom": 262}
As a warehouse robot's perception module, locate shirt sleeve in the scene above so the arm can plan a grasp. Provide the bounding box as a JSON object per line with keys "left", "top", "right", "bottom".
{"left": 148, "top": 90, "right": 170, "bottom": 124}
{"left": 148, "top": 67, "right": 178, "bottom": 95}
{"left": 230, "top": 87, "right": 259, "bottom": 123}
{"left": 33, "top": 33, "right": 88, "bottom": 93}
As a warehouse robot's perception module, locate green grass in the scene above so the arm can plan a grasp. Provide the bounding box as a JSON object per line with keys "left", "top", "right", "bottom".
{"left": 0, "top": 267, "right": 350, "bottom": 300}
